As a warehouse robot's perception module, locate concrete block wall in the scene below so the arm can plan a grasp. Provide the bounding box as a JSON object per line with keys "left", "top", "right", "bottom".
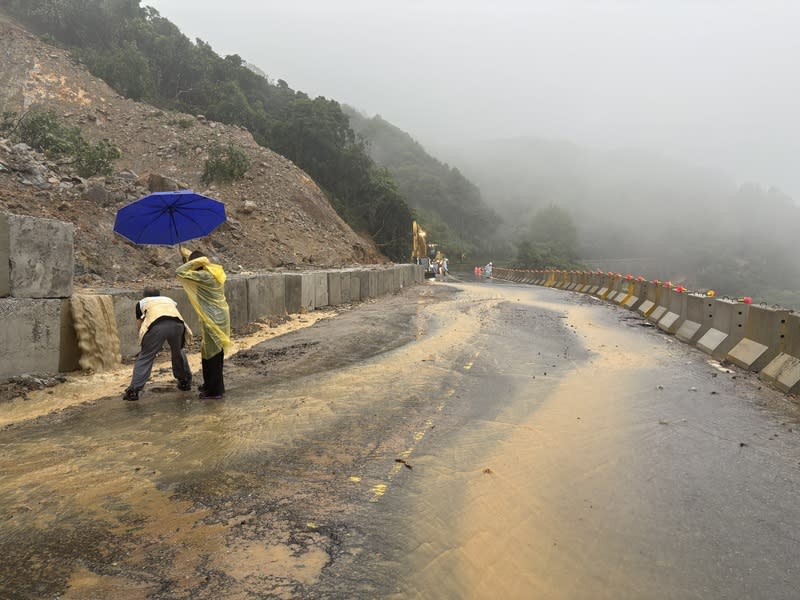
{"left": 2, "top": 263, "right": 427, "bottom": 375}
{"left": 0, "top": 298, "right": 63, "bottom": 379}
{"left": 491, "top": 267, "right": 799, "bottom": 398}
{"left": 1, "top": 214, "right": 74, "bottom": 299}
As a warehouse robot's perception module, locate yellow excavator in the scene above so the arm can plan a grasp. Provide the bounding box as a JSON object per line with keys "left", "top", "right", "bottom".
{"left": 411, "top": 221, "right": 435, "bottom": 278}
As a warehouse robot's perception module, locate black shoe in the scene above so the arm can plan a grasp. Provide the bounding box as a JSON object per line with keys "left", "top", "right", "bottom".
{"left": 177, "top": 379, "right": 192, "bottom": 391}
{"left": 123, "top": 387, "right": 139, "bottom": 401}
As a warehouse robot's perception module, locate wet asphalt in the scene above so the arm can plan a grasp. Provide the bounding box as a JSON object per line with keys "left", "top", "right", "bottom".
{"left": 1, "top": 278, "right": 799, "bottom": 599}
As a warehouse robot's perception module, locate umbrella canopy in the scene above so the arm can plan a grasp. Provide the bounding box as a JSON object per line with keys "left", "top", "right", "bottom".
{"left": 114, "top": 190, "right": 226, "bottom": 246}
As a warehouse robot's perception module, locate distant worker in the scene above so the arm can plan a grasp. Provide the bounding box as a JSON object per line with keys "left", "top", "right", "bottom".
{"left": 123, "top": 288, "right": 193, "bottom": 402}
{"left": 443, "top": 257, "right": 449, "bottom": 277}
{"left": 484, "top": 261, "right": 493, "bottom": 278}
{"left": 177, "top": 250, "right": 232, "bottom": 399}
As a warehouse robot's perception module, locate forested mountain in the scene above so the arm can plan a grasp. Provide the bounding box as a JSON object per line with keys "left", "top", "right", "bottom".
{"left": 344, "top": 109, "right": 503, "bottom": 263}
{"left": 437, "top": 136, "right": 800, "bottom": 306}
{"left": 0, "top": 0, "right": 412, "bottom": 260}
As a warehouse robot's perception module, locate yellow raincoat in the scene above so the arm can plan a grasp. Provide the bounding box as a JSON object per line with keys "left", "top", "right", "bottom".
{"left": 176, "top": 257, "right": 232, "bottom": 359}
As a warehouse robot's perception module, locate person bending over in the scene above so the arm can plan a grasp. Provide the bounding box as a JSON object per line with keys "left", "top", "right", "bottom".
{"left": 123, "top": 288, "right": 192, "bottom": 401}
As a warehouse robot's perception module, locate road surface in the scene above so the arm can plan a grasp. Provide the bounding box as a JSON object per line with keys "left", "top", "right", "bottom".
{"left": 1, "top": 278, "right": 799, "bottom": 599}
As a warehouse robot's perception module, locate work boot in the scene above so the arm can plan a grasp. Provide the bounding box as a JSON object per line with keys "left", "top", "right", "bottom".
{"left": 123, "top": 387, "right": 140, "bottom": 401}
{"left": 177, "top": 379, "right": 192, "bottom": 391}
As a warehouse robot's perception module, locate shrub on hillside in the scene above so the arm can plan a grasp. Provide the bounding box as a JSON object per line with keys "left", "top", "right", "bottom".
{"left": 202, "top": 143, "right": 250, "bottom": 184}
{"left": 4, "top": 110, "right": 120, "bottom": 177}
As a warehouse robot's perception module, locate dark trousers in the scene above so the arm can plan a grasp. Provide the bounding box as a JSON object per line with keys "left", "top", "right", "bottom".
{"left": 130, "top": 318, "right": 190, "bottom": 391}
{"left": 201, "top": 351, "right": 225, "bottom": 395}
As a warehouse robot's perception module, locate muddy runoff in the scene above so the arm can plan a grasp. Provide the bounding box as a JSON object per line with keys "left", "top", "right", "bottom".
{"left": 1, "top": 284, "right": 496, "bottom": 599}
{"left": 7, "top": 279, "right": 799, "bottom": 599}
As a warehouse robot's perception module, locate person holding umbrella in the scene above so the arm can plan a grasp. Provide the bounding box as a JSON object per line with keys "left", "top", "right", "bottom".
{"left": 177, "top": 250, "right": 232, "bottom": 399}
{"left": 123, "top": 288, "right": 193, "bottom": 402}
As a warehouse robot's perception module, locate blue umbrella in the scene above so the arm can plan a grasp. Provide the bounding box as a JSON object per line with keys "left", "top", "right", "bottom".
{"left": 114, "top": 190, "right": 226, "bottom": 246}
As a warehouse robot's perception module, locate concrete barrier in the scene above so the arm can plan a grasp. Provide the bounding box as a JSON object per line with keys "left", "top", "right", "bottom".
{"left": 578, "top": 271, "right": 589, "bottom": 291}
{"left": 675, "top": 294, "right": 713, "bottom": 345}
{"left": 1, "top": 264, "right": 425, "bottom": 381}
{"left": 328, "top": 271, "right": 345, "bottom": 305}
{"left": 224, "top": 275, "right": 250, "bottom": 331}
{"left": 285, "top": 272, "right": 314, "bottom": 313}
{"left": 587, "top": 272, "right": 602, "bottom": 295}
{"left": 1, "top": 214, "right": 74, "bottom": 299}
{"left": 760, "top": 313, "right": 800, "bottom": 393}
{"left": 0, "top": 298, "right": 63, "bottom": 378}
{"left": 349, "top": 269, "right": 362, "bottom": 302}
{"left": 727, "top": 305, "right": 790, "bottom": 372}
{"left": 606, "top": 274, "right": 623, "bottom": 301}
{"left": 248, "top": 272, "right": 286, "bottom": 320}
{"left": 622, "top": 277, "right": 645, "bottom": 310}
{"left": 614, "top": 276, "right": 634, "bottom": 305}
{"left": 594, "top": 273, "right": 612, "bottom": 298}
{"left": 647, "top": 283, "right": 671, "bottom": 323}
{"left": 311, "top": 272, "right": 329, "bottom": 308}
{"left": 695, "top": 299, "right": 749, "bottom": 359}
{"left": 637, "top": 281, "right": 661, "bottom": 317}
{"left": 657, "top": 289, "right": 687, "bottom": 334}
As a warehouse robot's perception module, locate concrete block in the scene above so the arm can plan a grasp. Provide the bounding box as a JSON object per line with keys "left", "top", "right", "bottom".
{"left": 350, "top": 270, "right": 363, "bottom": 303}
{"left": 312, "top": 272, "right": 329, "bottom": 308}
{"left": 696, "top": 299, "right": 749, "bottom": 359}
{"left": 392, "top": 267, "right": 402, "bottom": 292}
{"left": 760, "top": 313, "right": 800, "bottom": 393}
{"left": 676, "top": 294, "right": 712, "bottom": 345}
{"left": 328, "top": 271, "right": 344, "bottom": 306}
{"left": 247, "top": 272, "right": 286, "bottom": 321}
{"left": 0, "top": 298, "right": 62, "bottom": 378}
{"left": 727, "top": 306, "right": 790, "bottom": 372}
{"left": 657, "top": 291, "right": 687, "bottom": 334}
{"left": 340, "top": 270, "right": 352, "bottom": 303}
{"left": 284, "top": 273, "right": 314, "bottom": 314}
{"left": 0, "top": 214, "right": 74, "bottom": 298}
{"left": 637, "top": 300, "right": 656, "bottom": 317}
{"left": 648, "top": 305, "right": 668, "bottom": 323}
{"left": 624, "top": 280, "right": 647, "bottom": 311}
{"left": 637, "top": 283, "right": 660, "bottom": 317}
{"left": 367, "top": 271, "right": 379, "bottom": 299}
{"left": 761, "top": 354, "right": 800, "bottom": 394}
{"left": 224, "top": 275, "right": 249, "bottom": 331}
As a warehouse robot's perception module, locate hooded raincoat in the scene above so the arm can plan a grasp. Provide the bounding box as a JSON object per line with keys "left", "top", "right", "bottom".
{"left": 176, "top": 257, "right": 232, "bottom": 359}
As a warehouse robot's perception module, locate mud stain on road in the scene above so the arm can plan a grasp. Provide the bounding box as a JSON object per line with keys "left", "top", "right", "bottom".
{"left": 1, "top": 285, "right": 482, "bottom": 599}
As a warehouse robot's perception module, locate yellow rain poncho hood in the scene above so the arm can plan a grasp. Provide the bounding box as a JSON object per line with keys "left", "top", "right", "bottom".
{"left": 176, "top": 257, "right": 232, "bottom": 358}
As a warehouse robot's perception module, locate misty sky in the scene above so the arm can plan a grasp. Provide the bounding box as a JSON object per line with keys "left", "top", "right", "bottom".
{"left": 145, "top": 0, "right": 800, "bottom": 200}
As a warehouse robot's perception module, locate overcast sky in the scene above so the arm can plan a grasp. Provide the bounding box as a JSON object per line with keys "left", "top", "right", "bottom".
{"left": 145, "top": 0, "right": 800, "bottom": 200}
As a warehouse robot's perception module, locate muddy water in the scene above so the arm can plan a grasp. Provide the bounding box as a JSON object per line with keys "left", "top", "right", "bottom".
{"left": 3, "top": 282, "right": 800, "bottom": 599}
{"left": 376, "top": 286, "right": 800, "bottom": 600}
{"left": 70, "top": 294, "right": 121, "bottom": 372}
{"left": 0, "top": 286, "right": 492, "bottom": 598}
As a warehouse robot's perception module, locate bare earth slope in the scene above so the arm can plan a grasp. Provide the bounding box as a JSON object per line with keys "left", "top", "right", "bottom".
{"left": 0, "top": 13, "right": 385, "bottom": 290}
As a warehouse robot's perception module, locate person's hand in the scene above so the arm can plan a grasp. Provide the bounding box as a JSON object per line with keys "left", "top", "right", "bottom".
{"left": 180, "top": 247, "right": 192, "bottom": 263}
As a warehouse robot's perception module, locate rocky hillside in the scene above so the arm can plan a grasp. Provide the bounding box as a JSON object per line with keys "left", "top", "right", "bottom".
{"left": 0, "top": 13, "right": 386, "bottom": 291}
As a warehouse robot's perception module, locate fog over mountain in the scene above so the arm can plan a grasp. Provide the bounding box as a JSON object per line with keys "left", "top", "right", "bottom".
{"left": 145, "top": 0, "right": 800, "bottom": 202}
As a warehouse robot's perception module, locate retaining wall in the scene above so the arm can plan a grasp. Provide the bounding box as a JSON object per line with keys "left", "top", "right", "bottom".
{"left": 3, "top": 262, "right": 424, "bottom": 378}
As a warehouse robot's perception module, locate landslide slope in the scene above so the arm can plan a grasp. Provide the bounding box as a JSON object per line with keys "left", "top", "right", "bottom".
{"left": 0, "top": 13, "right": 385, "bottom": 290}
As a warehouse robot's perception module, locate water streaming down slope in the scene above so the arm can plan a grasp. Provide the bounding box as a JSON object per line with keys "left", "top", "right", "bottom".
{"left": 70, "top": 294, "right": 121, "bottom": 372}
